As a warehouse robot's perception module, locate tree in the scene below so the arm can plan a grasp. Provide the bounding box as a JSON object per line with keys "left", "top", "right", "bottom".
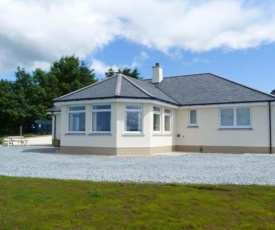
{"left": 105, "top": 67, "right": 115, "bottom": 78}
{"left": 50, "top": 56, "right": 96, "bottom": 96}
{"left": 105, "top": 67, "right": 141, "bottom": 79}
{"left": 0, "top": 55, "right": 97, "bottom": 135}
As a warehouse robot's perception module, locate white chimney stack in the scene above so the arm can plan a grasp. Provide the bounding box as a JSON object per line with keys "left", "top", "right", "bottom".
{"left": 152, "top": 63, "right": 163, "bottom": 83}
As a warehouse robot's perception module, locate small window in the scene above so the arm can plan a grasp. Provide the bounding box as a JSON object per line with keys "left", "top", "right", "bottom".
{"left": 68, "top": 106, "right": 86, "bottom": 132}
{"left": 164, "top": 109, "right": 171, "bottom": 132}
{"left": 92, "top": 105, "right": 111, "bottom": 132}
{"left": 220, "top": 108, "right": 251, "bottom": 128}
{"left": 189, "top": 110, "right": 197, "bottom": 126}
{"left": 153, "top": 107, "right": 161, "bottom": 132}
{"left": 125, "top": 105, "right": 142, "bottom": 132}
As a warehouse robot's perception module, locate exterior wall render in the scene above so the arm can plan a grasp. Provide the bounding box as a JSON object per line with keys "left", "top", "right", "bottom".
{"left": 57, "top": 102, "right": 275, "bottom": 155}
{"left": 175, "top": 105, "right": 271, "bottom": 148}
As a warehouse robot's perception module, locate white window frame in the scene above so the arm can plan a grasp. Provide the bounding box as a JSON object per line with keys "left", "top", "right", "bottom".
{"left": 91, "top": 104, "right": 111, "bottom": 133}
{"left": 153, "top": 106, "right": 161, "bottom": 132}
{"left": 164, "top": 109, "right": 172, "bottom": 133}
{"left": 68, "top": 106, "right": 86, "bottom": 133}
{"left": 189, "top": 109, "right": 197, "bottom": 126}
{"left": 124, "top": 104, "right": 143, "bottom": 133}
{"left": 220, "top": 107, "right": 251, "bottom": 128}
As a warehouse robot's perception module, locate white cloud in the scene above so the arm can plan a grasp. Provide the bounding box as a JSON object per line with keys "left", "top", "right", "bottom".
{"left": 90, "top": 59, "right": 119, "bottom": 76}
{"left": 0, "top": 0, "right": 275, "bottom": 74}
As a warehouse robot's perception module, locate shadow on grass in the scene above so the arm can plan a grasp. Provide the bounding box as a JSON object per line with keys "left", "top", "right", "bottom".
{"left": 22, "top": 147, "right": 58, "bottom": 154}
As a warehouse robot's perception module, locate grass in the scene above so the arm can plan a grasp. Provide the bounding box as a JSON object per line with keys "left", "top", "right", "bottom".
{"left": 0, "top": 176, "right": 274, "bottom": 229}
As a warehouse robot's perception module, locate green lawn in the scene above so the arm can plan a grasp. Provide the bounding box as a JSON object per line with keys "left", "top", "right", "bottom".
{"left": 0, "top": 176, "right": 274, "bottom": 229}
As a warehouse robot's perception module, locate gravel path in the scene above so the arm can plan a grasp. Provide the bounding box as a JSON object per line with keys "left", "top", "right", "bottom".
{"left": 0, "top": 146, "right": 274, "bottom": 185}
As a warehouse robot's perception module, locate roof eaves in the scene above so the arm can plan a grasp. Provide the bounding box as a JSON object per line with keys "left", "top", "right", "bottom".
{"left": 179, "top": 100, "right": 275, "bottom": 107}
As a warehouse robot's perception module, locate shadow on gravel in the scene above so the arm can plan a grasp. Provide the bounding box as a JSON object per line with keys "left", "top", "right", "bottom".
{"left": 22, "top": 147, "right": 58, "bottom": 154}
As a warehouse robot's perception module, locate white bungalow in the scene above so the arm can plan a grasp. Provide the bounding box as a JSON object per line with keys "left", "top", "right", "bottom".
{"left": 48, "top": 63, "right": 275, "bottom": 155}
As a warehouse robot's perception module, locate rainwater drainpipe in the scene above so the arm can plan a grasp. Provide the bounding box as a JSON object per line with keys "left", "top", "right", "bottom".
{"left": 268, "top": 101, "right": 272, "bottom": 154}
{"left": 51, "top": 112, "right": 56, "bottom": 140}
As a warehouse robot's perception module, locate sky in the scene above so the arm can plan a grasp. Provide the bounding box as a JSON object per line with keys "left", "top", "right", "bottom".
{"left": 0, "top": 0, "right": 275, "bottom": 93}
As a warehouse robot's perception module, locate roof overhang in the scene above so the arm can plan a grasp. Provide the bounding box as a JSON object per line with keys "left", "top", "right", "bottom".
{"left": 54, "top": 98, "right": 179, "bottom": 109}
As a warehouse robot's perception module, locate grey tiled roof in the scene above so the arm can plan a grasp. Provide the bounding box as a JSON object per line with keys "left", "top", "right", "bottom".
{"left": 144, "top": 73, "right": 275, "bottom": 105}
{"left": 54, "top": 73, "right": 275, "bottom": 105}
{"left": 54, "top": 74, "right": 177, "bottom": 104}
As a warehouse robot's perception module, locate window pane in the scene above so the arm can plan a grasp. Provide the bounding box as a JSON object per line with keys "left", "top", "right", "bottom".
{"left": 92, "top": 111, "right": 111, "bottom": 131}
{"left": 69, "top": 112, "right": 85, "bottom": 131}
{"left": 126, "top": 111, "right": 142, "bottom": 131}
{"left": 154, "top": 107, "right": 160, "bottom": 112}
{"left": 164, "top": 109, "right": 170, "bottom": 114}
{"left": 190, "top": 110, "right": 197, "bottom": 124}
{"left": 153, "top": 114, "right": 160, "bottom": 131}
{"left": 165, "top": 115, "right": 171, "bottom": 131}
{"left": 221, "top": 109, "right": 234, "bottom": 126}
{"left": 93, "top": 105, "right": 111, "bottom": 110}
{"left": 237, "top": 108, "right": 250, "bottom": 126}
{"left": 126, "top": 105, "right": 141, "bottom": 110}
{"left": 69, "top": 106, "right": 85, "bottom": 111}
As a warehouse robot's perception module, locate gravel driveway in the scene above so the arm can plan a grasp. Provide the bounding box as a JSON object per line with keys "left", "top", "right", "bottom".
{"left": 0, "top": 146, "right": 274, "bottom": 185}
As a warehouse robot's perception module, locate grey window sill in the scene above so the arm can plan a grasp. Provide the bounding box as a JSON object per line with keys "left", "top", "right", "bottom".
{"left": 122, "top": 133, "right": 145, "bottom": 137}
{"left": 88, "top": 133, "right": 112, "bottom": 136}
{"left": 153, "top": 134, "right": 163, "bottom": 136}
{"left": 65, "top": 133, "right": 86, "bottom": 135}
{"left": 218, "top": 128, "right": 253, "bottom": 130}
{"left": 187, "top": 125, "right": 199, "bottom": 128}
{"left": 164, "top": 134, "right": 173, "bottom": 136}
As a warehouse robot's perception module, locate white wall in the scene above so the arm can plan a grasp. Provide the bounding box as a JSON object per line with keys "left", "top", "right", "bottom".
{"left": 56, "top": 114, "right": 61, "bottom": 139}
{"left": 175, "top": 105, "right": 272, "bottom": 147}
{"left": 60, "top": 104, "right": 117, "bottom": 147}
{"left": 57, "top": 101, "right": 275, "bottom": 150}
{"left": 59, "top": 102, "right": 175, "bottom": 148}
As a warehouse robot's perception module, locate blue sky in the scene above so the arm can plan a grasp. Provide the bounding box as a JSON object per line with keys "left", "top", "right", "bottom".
{"left": 1, "top": 0, "right": 275, "bottom": 93}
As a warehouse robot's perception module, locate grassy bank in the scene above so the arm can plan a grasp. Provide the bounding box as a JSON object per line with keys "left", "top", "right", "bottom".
{"left": 0, "top": 176, "right": 274, "bottom": 229}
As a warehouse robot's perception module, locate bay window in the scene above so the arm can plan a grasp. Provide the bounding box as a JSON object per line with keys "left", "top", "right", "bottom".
{"left": 153, "top": 107, "right": 161, "bottom": 132}
{"left": 92, "top": 105, "right": 111, "bottom": 132}
{"left": 125, "top": 105, "right": 142, "bottom": 132}
{"left": 68, "top": 106, "right": 86, "bottom": 132}
{"left": 164, "top": 109, "right": 171, "bottom": 132}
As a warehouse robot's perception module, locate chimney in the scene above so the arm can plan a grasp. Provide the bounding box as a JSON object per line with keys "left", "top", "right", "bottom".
{"left": 152, "top": 63, "right": 163, "bottom": 83}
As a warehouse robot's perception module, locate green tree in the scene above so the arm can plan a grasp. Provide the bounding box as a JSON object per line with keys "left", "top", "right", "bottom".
{"left": 12, "top": 67, "right": 46, "bottom": 133}
{"left": 105, "top": 67, "right": 115, "bottom": 78}
{"left": 50, "top": 56, "right": 96, "bottom": 96}
{"left": 105, "top": 67, "right": 141, "bottom": 79}
{"left": 0, "top": 55, "right": 97, "bottom": 135}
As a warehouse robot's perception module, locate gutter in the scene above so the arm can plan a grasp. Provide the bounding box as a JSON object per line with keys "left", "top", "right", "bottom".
{"left": 268, "top": 101, "right": 272, "bottom": 154}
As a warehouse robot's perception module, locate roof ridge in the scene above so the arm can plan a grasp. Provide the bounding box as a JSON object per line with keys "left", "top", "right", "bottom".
{"left": 209, "top": 73, "right": 275, "bottom": 100}
{"left": 142, "top": 73, "right": 211, "bottom": 81}
{"left": 53, "top": 75, "right": 118, "bottom": 101}
{"left": 115, "top": 74, "right": 122, "bottom": 96}
{"left": 122, "top": 75, "right": 154, "bottom": 98}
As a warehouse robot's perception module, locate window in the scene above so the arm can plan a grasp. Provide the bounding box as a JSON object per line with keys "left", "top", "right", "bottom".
{"left": 220, "top": 108, "right": 251, "bottom": 128}
{"left": 92, "top": 105, "right": 111, "bottom": 132}
{"left": 189, "top": 109, "right": 197, "bottom": 126}
{"left": 125, "top": 105, "right": 142, "bottom": 132}
{"left": 153, "top": 107, "right": 161, "bottom": 132}
{"left": 68, "top": 106, "right": 85, "bottom": 132}
{"left": 164, "top": 109, "right": 171, "bottom": 132}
